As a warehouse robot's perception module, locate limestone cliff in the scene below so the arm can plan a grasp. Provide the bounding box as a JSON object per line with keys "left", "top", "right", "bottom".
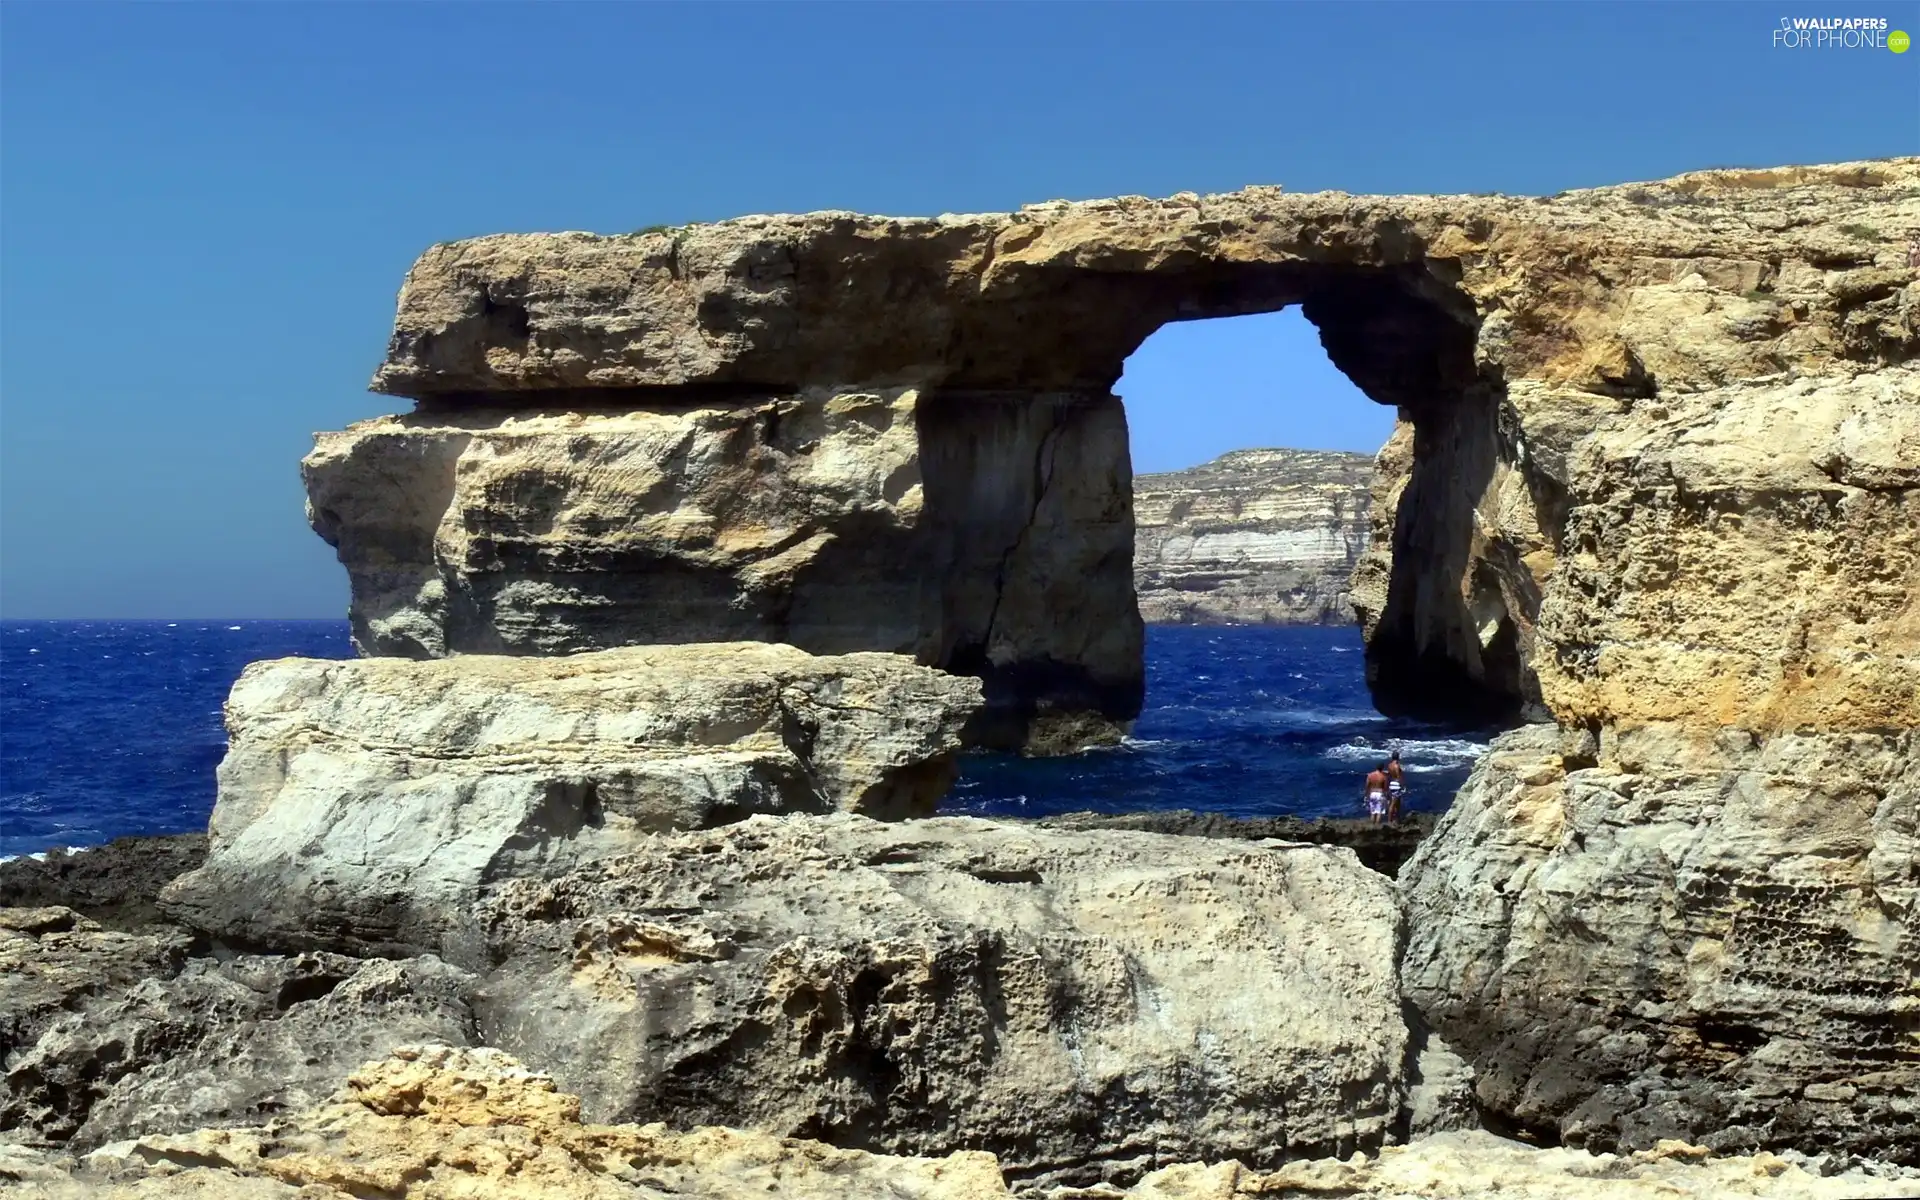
{"left": 307, "top": 392, "right": 1138, "bottom": 752}
{"left": 1132, "top": 447, "right": 1372, "bottom": 625}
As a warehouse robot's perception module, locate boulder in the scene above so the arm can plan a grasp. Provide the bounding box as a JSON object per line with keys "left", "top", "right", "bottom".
{"left": 459, "top": 813, "right": 1407, "bottom": 1185}
{"left": 158, "top": 644, "right": 982, "bottom": 956}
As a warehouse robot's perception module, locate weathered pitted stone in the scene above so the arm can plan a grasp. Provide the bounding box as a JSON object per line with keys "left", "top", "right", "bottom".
{"left": 1401, "top": 724, "right": 1920, "bottom": 1162}
{"left": 462, "top": 813, "right": 1407, "bottom": 1184}
{"left": 1527, "top": 368, "right": 1919, "bottom": 733}
{"left": 1, "top": 950, "right": 474, "bottom": 1149}
{"left": 13, "top": 1049, "right": 1917, "bottom": 1199}
{"left": 0, "top": 909, "right": 194, "bottom": 1069}
{"left": 1132, "top": 448, "right": 1372, "bottom": 625}
{"left": 158, "top": 644, "right": 982, "bottom": 955}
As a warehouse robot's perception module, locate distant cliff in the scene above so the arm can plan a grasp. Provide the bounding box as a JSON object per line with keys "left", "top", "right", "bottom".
{"left": 1133, "top": 447, "right": 1373, "bottom": 625}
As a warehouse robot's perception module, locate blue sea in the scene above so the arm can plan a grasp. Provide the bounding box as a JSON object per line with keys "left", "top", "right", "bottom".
{"left": 1, "top": 621, "right": 1491, "bottom": 859}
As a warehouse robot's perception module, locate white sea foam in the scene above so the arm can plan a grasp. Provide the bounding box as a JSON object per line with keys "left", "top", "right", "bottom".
{"left": 1323, "top": 735, "right": 1490, "bottom": 768}
{"left": 227, "top": 625, "right": 243, "bottom": 631}
{"left": 0, "top": 845, "right": 90, "bottom": 865}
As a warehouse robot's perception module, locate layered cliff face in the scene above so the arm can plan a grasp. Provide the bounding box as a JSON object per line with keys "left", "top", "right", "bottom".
{"left": 283, "top": 159, "right": 1920, "bottom": 1161}
{"left": 346, "top": 160, "right": 1914, "bottom": 732}
{"left": 307, "top": 391, "right": 1139, "bottom": 750}
{"left": 1132, "top": 448, "right": 1373, "bottom": 625}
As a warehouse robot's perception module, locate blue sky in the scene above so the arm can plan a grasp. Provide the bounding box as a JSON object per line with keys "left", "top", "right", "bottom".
{"left": 2, "top": 2, "right": 1914, "bottom": 618}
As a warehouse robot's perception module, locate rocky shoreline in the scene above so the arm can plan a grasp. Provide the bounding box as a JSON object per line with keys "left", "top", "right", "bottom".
{"left": 0, "top": 836, "right": 208, "bottom": 932}
{"left": 5, "top": 840, "right": 1917, "bottom": 1198}
{"left": 4, "top": 159, "right": 1916, "bottom": 1194}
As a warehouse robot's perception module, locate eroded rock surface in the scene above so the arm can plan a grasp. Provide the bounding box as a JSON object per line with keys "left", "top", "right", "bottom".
{"left": 1401, "top": 724, "right": 1919, "bottom": 1161}
{"left": 0, "top": 895, "right": 477, "bottom": 1153}
{"left": 158, "top": 645, "right": 981, "bottom": 956}
{"left": 0, "top": 908, "right": 194, "bottom": 1070}
{"left": 3, "top": 951, "right": 474, "bottom": 1149}
{"left": 307, "top": 391, "right": 1141, "bottom": 750}
{"left": 9, "top": 1047, "right": 1914, "bottom": 1199}
{"left": 461, "top": 813, "right": 1406, "bottom": 1183}
{"left": 1133, "top": 448, "right": 1372, "bottom": 625}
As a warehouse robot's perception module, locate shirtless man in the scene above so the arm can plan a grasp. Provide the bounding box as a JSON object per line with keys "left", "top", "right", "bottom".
{"left": 1361, "top": 764, "right": 1390, "bottom": 826}
{"left": 1385, "top": 752, "right": 1407, "bottom": 825}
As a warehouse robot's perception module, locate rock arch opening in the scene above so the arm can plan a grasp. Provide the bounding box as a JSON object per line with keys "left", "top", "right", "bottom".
{"left": 915, "top": 259, "right": 1536, "bottom": 753}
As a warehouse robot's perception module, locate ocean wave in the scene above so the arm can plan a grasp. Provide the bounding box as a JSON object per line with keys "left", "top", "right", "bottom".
{"left": 0, "top": 845, "right": 92, "bottom": 865}
{"left": 1322, "top": 736, "right": 1490, "bottom": 767}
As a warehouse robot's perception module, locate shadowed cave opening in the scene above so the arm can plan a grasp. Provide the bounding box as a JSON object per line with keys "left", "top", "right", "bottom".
{"left": 937, "top": 276, "right": 1529, "bottom": 826}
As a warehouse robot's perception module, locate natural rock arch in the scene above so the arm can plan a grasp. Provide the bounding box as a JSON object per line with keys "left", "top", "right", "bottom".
{"left": 303, "top": 159, "right": 1920, "bottom": 1161}
{"left": 322, "top": 205, "right": 1570, "bottom": 745}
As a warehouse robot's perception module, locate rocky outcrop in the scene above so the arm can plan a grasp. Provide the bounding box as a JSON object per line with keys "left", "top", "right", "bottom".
{"left": 1390, "top": 303, "right": 1919, "bottom": 1155}
{"left": 280, "top": 159, "right": 1918, "bottom": 1159}
{"left": 10, "top": 1047, "right": 1915, "bottom": 1199}
{"left": 0, "top": 905, "right": 477, "bottom": 1151}
{"left": 1401, "top": 723, "right": 1919, "bottom": 1162}
{"left": 0, "top": 836, "right": 207, "bottom": 931}
{"left": 0, "top": 907, "right": 194, "bottom": 1069}
{"left": 1132, "top": 448, "right": 1372, "bottom": 625}
{"left": 461, "top": 813, "right": 1406, "bottom": 1183}
{"left": 306, "top": 391, "right": 1140, "bottom": 751}
{"left": 8, "top": 816, "right": 1411, "bottom": 1185}
{"left": 157, "top": 644, "right": 981, "bottom": 956}
{"left": 333, "top": 160, "right": 1919, "bottom": 734}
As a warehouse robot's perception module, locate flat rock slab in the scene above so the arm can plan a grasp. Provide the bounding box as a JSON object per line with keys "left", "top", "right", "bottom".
{"left": 464, "top": 813, "right": 1407, "bottom": 1184}
{"left": 159, "top": 644, "right": 981, "bottom": 956}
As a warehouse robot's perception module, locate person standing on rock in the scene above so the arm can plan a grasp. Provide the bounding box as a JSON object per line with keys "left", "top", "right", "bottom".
{"left": 1361, "top": 763, "right": 1390, "bottom": 826}
{"left": 1385, "top": 752, "right": 1407, "bottom": 825}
